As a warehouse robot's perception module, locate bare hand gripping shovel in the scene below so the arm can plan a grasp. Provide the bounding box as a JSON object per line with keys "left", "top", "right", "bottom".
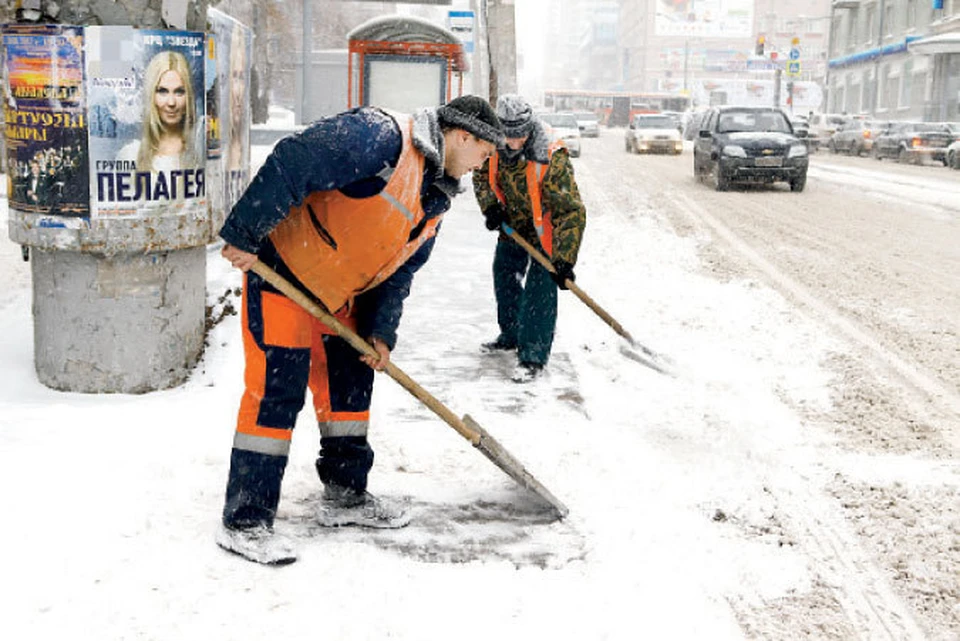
{"left": 250, "top": 261, "right": 568, "bottom": 519}
{"left": 501, "top": 224, "right": 676, "bottom": 377}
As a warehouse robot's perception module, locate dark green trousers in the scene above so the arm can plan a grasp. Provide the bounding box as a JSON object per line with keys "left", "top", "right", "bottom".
{"left": 492, "top": 236, "right": 557, "bottom": 366}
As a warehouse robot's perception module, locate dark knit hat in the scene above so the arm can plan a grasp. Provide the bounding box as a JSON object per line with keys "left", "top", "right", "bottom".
{"left": 437, "top": 95, "right": 505, "bottom": 145}
{"left": 496, "top": 94, "right": 534, "bottom": 139}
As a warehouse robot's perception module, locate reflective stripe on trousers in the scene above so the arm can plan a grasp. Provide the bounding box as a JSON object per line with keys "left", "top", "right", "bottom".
{"left": 222, "top": 271, "right": 375, "bottom": 529}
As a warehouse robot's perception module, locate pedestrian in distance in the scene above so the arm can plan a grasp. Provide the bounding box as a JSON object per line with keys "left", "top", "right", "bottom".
{"left": 473, "top": 94, "right": 587, "bottom": 383}
{"left": 216, "top": 96, "right": 504, "bottom": 565}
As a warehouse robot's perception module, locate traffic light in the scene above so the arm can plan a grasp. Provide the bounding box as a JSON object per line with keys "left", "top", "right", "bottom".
{"left": 755, "top": 35, "right": 765, "bottom": 56}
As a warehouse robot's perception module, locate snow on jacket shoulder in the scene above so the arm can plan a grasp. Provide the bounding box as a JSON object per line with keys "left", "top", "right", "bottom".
{"left": 218, "top": 107, "right": 404, "bottom": 254}
{"left": 218, "top": 106, "right": 455, "bottom": 351}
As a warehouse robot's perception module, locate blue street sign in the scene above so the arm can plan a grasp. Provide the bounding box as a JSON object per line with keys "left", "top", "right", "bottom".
{"left": 787, "top": 61, "right": 801, "bottom": 76}
{"left": 789, "top": 48, "right": 800, "bottom": 60}
{"left": 448, "top": 10, "right": 475, "bottom": 54}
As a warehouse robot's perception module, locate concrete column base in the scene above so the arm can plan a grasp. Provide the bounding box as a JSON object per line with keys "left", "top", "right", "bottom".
{"left": 31, "top": 247, "right": 206, "bottom": 393}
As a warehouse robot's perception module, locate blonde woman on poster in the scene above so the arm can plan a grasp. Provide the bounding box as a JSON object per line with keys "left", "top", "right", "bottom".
{"left": 117, "top": 50, "right": 200, "bottom": 173}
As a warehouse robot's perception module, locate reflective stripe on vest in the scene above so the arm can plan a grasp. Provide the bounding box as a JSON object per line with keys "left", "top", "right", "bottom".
{"left": 268, "top": 110, "right": 441, "bottom": 312}
{"left": 488, "top": 140, "right": 564, "bottom": 257}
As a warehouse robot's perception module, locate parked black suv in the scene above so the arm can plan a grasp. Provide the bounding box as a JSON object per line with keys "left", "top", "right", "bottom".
{"left": 693, "top": 106, "right": 809, "bottom": 192}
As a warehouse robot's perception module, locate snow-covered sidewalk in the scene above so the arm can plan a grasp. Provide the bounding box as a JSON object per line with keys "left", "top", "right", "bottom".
{"left": 1, "top": 150, "right": 848, "bottom": 639}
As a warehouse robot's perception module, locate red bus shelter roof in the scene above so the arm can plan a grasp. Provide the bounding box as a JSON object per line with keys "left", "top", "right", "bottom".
{"left": 348, "top": 15, "right": 468, "bottom": 72}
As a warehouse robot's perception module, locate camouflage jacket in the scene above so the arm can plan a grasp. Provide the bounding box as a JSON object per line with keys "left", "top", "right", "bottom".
{"left": 472, "top": 132, "right": 586, "bottom": 265}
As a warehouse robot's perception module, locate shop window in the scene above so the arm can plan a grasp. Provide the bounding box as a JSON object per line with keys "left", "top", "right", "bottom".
{"left": 899, "top": 61, "right": 912, "bottom": 108}
{"left": 878, "top": 63, "right": 891, "bottom": 110}
{"left": 847, "top": 9, "right": 859, "bottom": 51}
{"left": 864, "top": 4, "right": 876, "bottom": 45}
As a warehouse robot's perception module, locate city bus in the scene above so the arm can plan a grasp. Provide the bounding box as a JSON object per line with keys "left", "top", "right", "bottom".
{"left": 542, "top": 89, "right": 690, "bottom": 127}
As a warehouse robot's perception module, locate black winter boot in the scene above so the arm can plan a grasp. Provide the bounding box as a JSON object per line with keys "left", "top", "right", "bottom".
{"left": 481, "top": 336, "right": 517, "bottom": 352}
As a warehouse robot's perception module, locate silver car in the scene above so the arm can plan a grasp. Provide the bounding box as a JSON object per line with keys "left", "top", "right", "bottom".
{"left": 625, "top": 114, "right": 683, "bottom": 155}
{"left": 540, "top": 112, "right": 582, "bottom": 157}
{"left": 574, "top": 111, "right": 600, "bottom": 138}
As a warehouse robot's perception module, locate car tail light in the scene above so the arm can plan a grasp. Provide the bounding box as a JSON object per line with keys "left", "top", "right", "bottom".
{"left": 912, "top": 136, "right": 922, "bottom": 148}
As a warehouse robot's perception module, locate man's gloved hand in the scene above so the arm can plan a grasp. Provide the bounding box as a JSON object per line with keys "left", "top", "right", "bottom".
{"left": 551, "top": 259, "right": 576, "bottom": 289}
{"left": 482, "top": 203, "right": 507, "bottom": 231}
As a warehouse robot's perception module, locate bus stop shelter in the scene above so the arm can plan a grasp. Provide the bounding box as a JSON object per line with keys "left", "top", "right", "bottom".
{"left": 347, "top": 15, "right": 467, "bottom": 113}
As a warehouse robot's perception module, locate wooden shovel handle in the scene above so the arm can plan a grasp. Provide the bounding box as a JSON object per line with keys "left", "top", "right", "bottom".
{"left": 250, "top": 261, "right": 481, "bottom": 445}
{"left": 501, "top": 225, "right": 637, "bottom": 345}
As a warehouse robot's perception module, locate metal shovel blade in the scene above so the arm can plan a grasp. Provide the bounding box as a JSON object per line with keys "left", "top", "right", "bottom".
{"left": 463, "top": 414, "right": 569, "bottom": 519}
{"left": 619, "top": 341, "right": 677, "bottom": 377}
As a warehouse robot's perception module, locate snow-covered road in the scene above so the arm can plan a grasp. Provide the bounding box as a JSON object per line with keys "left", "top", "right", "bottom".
{"left": 808, "top": 154, "right": 960, "bottom": 216}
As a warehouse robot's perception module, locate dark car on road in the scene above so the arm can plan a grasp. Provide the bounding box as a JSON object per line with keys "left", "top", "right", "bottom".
{"left": 871, "top": 121, "right": 954, "bottom": 165}
{"left": 788, "top": 114, "right": 815, "bottom": 152}
{"left": 693, "top": 106, "right": 809, "bottom": 192}
{"left": 828, "top": 119, "right": 889, "bottom": 156}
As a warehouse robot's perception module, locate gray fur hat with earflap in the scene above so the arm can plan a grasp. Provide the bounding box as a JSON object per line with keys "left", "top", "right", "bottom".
{"left": 496, "top": 94, "right": 535, "bottom": 139}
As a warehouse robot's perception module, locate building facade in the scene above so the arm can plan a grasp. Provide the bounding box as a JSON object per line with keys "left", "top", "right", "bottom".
{"left": 542, "top": 0, "right": 595, "bottom": 92}
{"left": 827, "top": 0, "right": 960, "bottom": 121}
{"left": 616, "top": 1, "right": 832, "bottom": 110}
{"left": 579, "top": 1, "right": 621, "bottom": 90}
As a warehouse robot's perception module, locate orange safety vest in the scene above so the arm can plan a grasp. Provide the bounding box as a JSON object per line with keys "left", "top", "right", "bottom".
{"left": 268, "top": 112, "right": 441, "bottom": 312}
{"left": 487, "top": 140, "right": 564, "bottom": 257}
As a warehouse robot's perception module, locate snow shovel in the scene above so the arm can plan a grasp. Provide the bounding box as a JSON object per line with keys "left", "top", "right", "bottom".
{"left": 249, "top": 261, "right": 568, "bottom": 519}
{"left": 501, "top": 223, "right": 675, "bottom": 376}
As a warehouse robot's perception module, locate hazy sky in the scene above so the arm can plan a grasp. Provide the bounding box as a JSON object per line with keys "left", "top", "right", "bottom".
{"left": 402, "top": 0, "right": 549, "bottom": 99}
{"left": 514, "top": 0, "right": 547, "bottom": 97}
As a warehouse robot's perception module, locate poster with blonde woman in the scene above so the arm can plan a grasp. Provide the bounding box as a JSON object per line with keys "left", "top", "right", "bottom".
{"left": 206, "top": 9, "right": 252, "bottom": 220}
{"left": 85, "top": 27, "right": 205, "bottom": 218}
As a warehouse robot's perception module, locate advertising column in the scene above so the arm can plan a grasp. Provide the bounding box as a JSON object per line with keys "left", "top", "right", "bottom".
{"left": 3, "top": 25, "right": 215, "bottom": 393}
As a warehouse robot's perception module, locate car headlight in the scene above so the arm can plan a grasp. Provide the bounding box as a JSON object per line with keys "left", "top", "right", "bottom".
{"left": 788, "top": 144, "right": 807, "bottom": 158}
{"left": 722, "top": 145, "right": 747, "bottom": 158}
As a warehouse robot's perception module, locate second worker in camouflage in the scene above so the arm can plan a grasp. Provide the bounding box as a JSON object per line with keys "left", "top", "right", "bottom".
{"left": 472, "top": 94, "right": 587, "bottom": 383}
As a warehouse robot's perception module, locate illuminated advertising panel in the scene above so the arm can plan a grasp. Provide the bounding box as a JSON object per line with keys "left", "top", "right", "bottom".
{"left": 655, "top": 0, "right": 755, "bottom": 38}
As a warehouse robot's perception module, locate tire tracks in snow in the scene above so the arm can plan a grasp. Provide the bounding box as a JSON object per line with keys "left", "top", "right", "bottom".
{"left": 772, "top": 478, "right": 930, "bottom": 641}
{"left": 669, "top": 189, "right": 960, "bottom": 439}
{"left": 577, "top": 156, "right": 932, "bottom": 639}
{"left": 664, "top": 188, "right": 946, "bottom": 640}
{"left": 807, "top": 160, "right": 960, "bottom": 217}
